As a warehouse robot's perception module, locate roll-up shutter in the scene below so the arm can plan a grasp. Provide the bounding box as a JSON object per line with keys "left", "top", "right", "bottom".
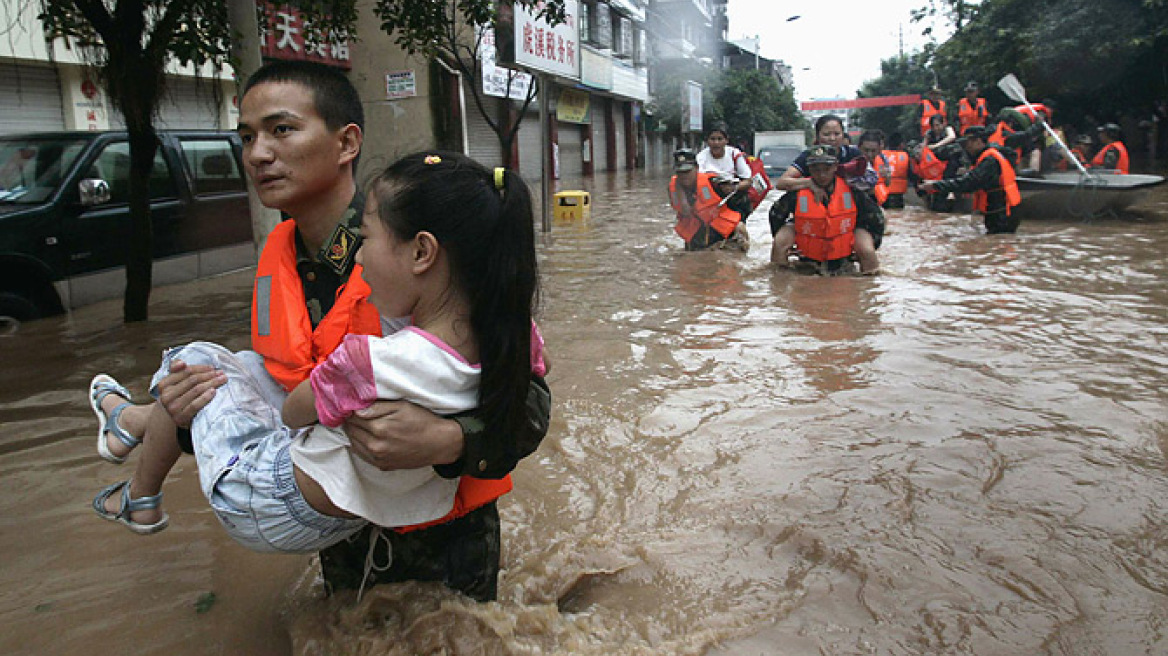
{"left": 517, "top": 110, "right": 542, "bottom": 184}
{"left": 613, "top": 100, "right": 627, "bottom": 171}
{"left": 156, "top": 77, "right": 223, "bottom": 129}
{"left": 557, "top": 121, "right": 584, "bottom": 181}
{"left": 466, "top": 78, "right": 503, "bottom": 168}
{"left": 590, "top": 96, "right": 608, "bottom": 171}
{"left": 110, "top": 76, "right": 222, "bottom": 130}
{"left": 0, "top": 62, "right": 66, "bottom": 135}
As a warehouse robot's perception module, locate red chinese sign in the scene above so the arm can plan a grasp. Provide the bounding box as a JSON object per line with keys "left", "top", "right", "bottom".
{"left": 258, "top": 2, "right": 351, "bottom": 69}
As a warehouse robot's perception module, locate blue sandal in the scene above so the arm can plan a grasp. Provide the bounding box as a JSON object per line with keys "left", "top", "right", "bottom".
{"left": 93, "top": 480, "right": 169, "bottom": 535}
{"left": 89, "top": 374, "right": 139, "bottom": 464}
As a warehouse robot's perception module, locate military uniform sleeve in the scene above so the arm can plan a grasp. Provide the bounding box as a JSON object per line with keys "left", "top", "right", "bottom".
{"left": 768, "top": 191, "right": 797, "bottom": 236}
{"left": 932, "top": 151, "right": 1001, "bottom": 194}
{"left": 434, "top": 376, "right": 552, "bottom": 479}
{"left": 853, "top": 185, "right": 886, "bottom": 239}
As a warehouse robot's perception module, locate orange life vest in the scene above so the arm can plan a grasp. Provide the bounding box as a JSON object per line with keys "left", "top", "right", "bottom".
{"left": 913, "top": 147, "right": 947, "bottom": 183}
{"left": 971, "top": 147, "right": 1021, "bottom": 216}
{"left": 987, "top": 122, "right": 1023, "bottom": 167}
{"left": 735, "top": 152, "right": 773, "bottom": 209}
{"left": 1071, "top": 146, "right": 1090, "bottom": 167}
{"left": 1090, "top": 141, "right": 1130, "bottom": 174}
{"left": 253, "top": 220, "right": 383, "bottom": 392}
{"left": 1014, "top": 103, "right": 1051, "bottom": 124}
{"left": 872, "top": 153, "right": 889, "bottom": 204}
{"left": 873, "top": 149, "right": 906, "bottom": 203}
{"left": 920, "top": 98, "right": 947, "bottom": 136}
{"left": 792, "top": 183, "right": 857, "bottom": 262}
{"left": 251, "top": 219, "right": 512, "bottom": 533}
{"left": 670, "top": 173, "right": 743, "bottom": 243}
{"left": 958, "top": 97, "right": 988, "bottom": 135}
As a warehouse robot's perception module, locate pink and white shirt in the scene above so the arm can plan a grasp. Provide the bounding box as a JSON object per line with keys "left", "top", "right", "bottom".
{"left": 290, "top": 322, "right": 546, "bottom": 528}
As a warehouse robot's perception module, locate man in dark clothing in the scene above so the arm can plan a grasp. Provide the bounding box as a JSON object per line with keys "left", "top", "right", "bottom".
{"left": 920, "top": 126, "right": 1021, "bottom": 234}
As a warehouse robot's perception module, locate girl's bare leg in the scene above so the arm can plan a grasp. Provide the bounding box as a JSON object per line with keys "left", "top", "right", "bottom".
{"left": 101, "top": 402, "right": 181, "bottom": 525}
{"left": 98, "top": 391, "right": 149, "bottom": 460}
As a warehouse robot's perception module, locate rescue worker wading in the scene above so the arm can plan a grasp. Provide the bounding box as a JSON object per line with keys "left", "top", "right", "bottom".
{"left": 669, "top": 149, "right": 749, "bottom": 252}
{"left": 910, "top": 140, "right": 956, "bottom": 212}
{"left": 920, "top": 126, "right": 1022, "bottom": 234}
{"left": 769, "top": 144, "right": 884, "bottom": 275}
{"left": 876, "top": 146, "right": 911, "bottom": 209}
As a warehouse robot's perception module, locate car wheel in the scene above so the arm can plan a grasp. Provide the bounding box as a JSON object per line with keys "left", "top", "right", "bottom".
{"left": 0, "top": 292, "right": 41, "bottom": 336}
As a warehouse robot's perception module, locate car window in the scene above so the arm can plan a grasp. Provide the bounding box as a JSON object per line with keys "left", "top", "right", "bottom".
{"left": 88, "top": 142, "right": 177, "bottom": 203}
{"left": 759, "top": 147, "right": 802, "bottom": 169}
{"left": 180, "top": 139, "right": 245, "bottom": 196}
{"left": 0, "top": 137, "right": 88, "bottom": 203}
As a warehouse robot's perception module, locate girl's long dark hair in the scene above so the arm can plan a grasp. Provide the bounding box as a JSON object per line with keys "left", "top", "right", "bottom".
{"left": 369, "top": 151, "right": 538, "bottom": 452}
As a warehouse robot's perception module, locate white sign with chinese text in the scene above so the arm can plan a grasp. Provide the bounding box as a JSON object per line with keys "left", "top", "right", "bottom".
{"left": 512, "top": 0, "right": 580, "bottom": 80}
{"left": 480, "top": 27, "right": 534, "bottom": 100}
{"left": 385, "top": 70, "right": 417, "bottom": 100}
{"left": 686, "top": 81, "right": 703, "bottom": 132}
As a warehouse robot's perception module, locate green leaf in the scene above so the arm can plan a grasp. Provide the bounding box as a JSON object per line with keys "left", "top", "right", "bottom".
{"left": 194, "top": 592, "right": 217, "bottom": 614}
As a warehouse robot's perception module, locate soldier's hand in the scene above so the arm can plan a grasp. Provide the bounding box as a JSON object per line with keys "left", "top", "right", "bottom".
{"left": 156, "top": 359, "right": 225, "bottom": 428}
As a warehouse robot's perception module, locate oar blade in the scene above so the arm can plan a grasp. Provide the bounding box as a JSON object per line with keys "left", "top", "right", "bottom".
{"left": 997, "top": 74, "right": 1026, "bottom": 103}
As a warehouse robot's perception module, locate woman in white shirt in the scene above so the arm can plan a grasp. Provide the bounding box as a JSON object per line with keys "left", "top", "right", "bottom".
{"left": 696, "top": 125, "right": 753, "bottom": 212}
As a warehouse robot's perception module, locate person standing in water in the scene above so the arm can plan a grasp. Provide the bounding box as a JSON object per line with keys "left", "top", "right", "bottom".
{"left": 774, "top": 115, "right": 879, "bottom": 274}
{"left": 87, "top": 61, "right": 552, "bottom": 602}
{"left": 919, "top": 126, "right": 1021, "bottom": 234}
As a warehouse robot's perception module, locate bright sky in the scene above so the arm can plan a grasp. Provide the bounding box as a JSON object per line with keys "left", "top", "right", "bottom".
{"left": 724, "top": 0, "right": 952, "bottom": 102}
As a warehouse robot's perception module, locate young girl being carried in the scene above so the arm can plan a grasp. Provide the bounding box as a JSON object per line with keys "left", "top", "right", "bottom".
{"left": 88, "top": 151, "right": 545, "bottom": 553}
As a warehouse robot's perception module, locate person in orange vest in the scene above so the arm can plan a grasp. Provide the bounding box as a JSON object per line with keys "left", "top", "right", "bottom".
{"left": 1070, "top": 133, "right": 1093, "bottom": 168}
{"left": 769, "top": 144, "right": 883, "bottom": 275}
{"left": 876, "top": 133, "right": 912, "bottom": 209}
{"left": 987, "top": 109, "right": 1044, "bottom": 172}
{"left": 919, "top": 87, "right": 948, "bottom": 137}
{"left": 919, "top": 126, "right": 1022, "bottom": 234}
{"left": 909, "top": 139, "right": 959, "bottom": 212}
{"left": 957, "top": 81, "right": 990, "bottom": 135}
{"left": 93, "top": 150, "right": 547, "bottom": 561}
{"left": 1090, "top": 123, "right": 1131, "bottom": 174}
{"left": 670, "top": 149, "right": 749, "bottom": 251}
{"left": 85, "top": 61, "right": 552, "bottom": 602}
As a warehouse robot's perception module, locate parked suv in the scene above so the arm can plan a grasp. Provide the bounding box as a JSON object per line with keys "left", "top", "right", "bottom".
{"left": 0, "top": 130, "right": 253, "bottom": 332}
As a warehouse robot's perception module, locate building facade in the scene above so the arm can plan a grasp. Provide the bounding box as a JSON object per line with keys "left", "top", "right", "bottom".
{"left": 0, "top": 2, "right": 236, "bottom": 136}
{"left": 644, "top": 0, "right": 727, "bottom": 163}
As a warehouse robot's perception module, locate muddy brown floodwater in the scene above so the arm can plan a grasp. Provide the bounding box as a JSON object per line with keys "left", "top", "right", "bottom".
{"left": 2, "top": 171, "right": 1167, "bottom": 656}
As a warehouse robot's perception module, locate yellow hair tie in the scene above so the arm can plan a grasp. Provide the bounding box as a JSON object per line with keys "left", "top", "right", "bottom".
{"left": 424, "top": 155, "right": 442, "bottom": 165}
{"left": 494, "top": 167, "right": 506, "bottom": 191}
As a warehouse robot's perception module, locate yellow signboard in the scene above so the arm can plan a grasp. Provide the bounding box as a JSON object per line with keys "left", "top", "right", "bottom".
{"left": 557, "top": 89, "right": 591, "bottom": 124}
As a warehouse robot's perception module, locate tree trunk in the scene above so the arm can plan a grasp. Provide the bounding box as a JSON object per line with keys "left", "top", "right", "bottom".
{"left": 227, "top": 0, "right": 281, "bottom": 256}
{"left": 122, "top": 122, "right": 159, "bottom": 323}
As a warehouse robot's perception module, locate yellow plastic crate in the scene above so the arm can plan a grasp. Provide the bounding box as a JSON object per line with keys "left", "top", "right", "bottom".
{"left": 553, "top": 190, "right": 591, "bottom": 221}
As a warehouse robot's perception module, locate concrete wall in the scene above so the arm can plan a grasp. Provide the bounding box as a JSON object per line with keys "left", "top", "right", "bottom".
{"left": 348, "top": 1, "right": 441, "bottom": 181}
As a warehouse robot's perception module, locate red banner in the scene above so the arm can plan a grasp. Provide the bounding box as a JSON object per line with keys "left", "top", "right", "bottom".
{"left": 259, "top": 2, "right": 351, "bottom": 69}
{"left": 800, "top": 95, "right": 921, "bottom": 111}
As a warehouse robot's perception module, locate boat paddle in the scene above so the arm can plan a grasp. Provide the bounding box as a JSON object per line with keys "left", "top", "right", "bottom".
{"left": 997, "top": 74, "right": 1091, "bottom": 177}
